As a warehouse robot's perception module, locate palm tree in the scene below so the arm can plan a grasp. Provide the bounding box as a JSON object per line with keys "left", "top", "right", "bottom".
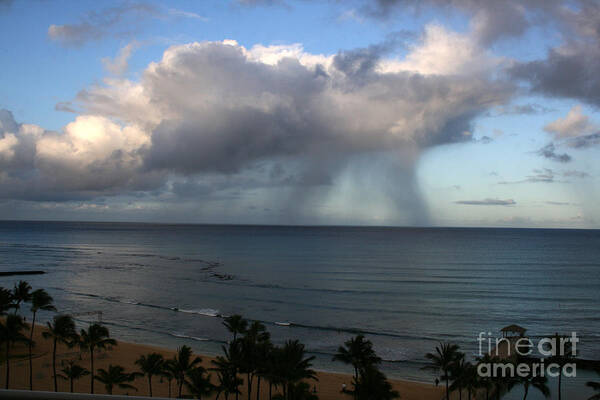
{"left": 160, "top": 358, "right": 178, "bottom": 398}
{"left": 264, "top": 346, "right": 284, "bottom": 400}
{"left": 587, "top": 369, "right": 600, "bottom": 400}
{"left": 476, "top": 354, "right": 496, "bottom": 400}
{"left": 43, "top": 314, "right": 78, "bottom": 392}
{"left": 353, "top": 364, "right": 399, "bottom": 400}
{"left": 333, "top": 335, "right": 381, "bottom": 398}
{"left": 450, "top": 355, "right": 467, "bottom": 400}
{"left": 490, "top": 365, "right": 516, "bottom": 400}
{"left": 283, "top": 382, "right": 319, "bottom": 400}
{"left": 135, "top": 352, "right": 165, "bottom": 397}
{"left": 172, "top": 345, "right": 203, "bottom": 398}
{"left": 0, "top": 287, "right": 15, "bottom": 315}
{"left": 223, "top": 315, "right": 248, "bottom": 343}
{"left": 79, "top": 323, "right": 117, "bottom": 394}
{"left": 516, "top": 372, "right": 550, "bottom": 400}
{"left": 239, "top": 321, "right": 270, "bottom": 400}
{"left": 11, "top": 280, "right": 32, "bottom": 315}
{"left": 545, "top": 333, "right": 574, "bottom": 400}
{"left": 212, "top": 341, "right": 244, "bottom": 400}
{"left": 94, "top": 364, "right": 139, "bottom": 395}
{"left": 58, "top": 360, "right": 90, "bottom": 393}
{"left": 278, "top": 339, "right": 317, "bottom": 400}
{"left": 249, "top": 322, "right": 271, "bottom": 400}
{"left": 460, "top": 362, "right": 479, "bottom": 400}
{"left": 0, "top": 314, "right": 29, "bottom": 389}
{"left": 185, "top": 366, "right": 214, "bottom": 399}
{"left": 422, "top": 342, "right": 461, "bottom": 400}
{"left": 28, "top": 288, "right": 56, "bottom": 390}
{"left": 213, "top": 364, "right": 243, "bottom": 400}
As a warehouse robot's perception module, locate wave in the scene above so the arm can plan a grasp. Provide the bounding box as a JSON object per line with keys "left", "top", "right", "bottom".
{"left": 177, "top": 308, "right": 220, "bottom": 317}
{"left": 52, "top": 287, "right": 447, "bottom": 343}
{"left": 51, "top": 288, "right": 224, "bottom": 319}
{"left": 53, "top": 288, "right": 460, "bottom": 341}
{"left": 169, "top": 332, "right": 210, "bottom": 341}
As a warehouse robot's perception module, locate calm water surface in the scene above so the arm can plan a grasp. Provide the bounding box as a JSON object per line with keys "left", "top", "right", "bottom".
{"left": 1, "top": 221, "right": 598, "bottom": 398}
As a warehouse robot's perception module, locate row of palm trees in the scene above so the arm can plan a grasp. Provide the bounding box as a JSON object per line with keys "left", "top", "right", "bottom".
{"left": 424, "top": 342, "right": 549, "bottom": 400}
{"left": 104, "top": 315, "right": 399, "bottom": 400}
{"left": 1, "top": 281, "right": 397, "bottom": 399}
{"left": 0, "top": 281, "right": 117, "bottom": 393}
{"left": 424, "top": 341, "right": 600, "bottom": 400}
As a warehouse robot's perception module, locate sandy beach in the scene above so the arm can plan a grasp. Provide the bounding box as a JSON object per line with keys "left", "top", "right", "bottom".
{"left": 1, "top": 322, "right": 444, "bottom": 399}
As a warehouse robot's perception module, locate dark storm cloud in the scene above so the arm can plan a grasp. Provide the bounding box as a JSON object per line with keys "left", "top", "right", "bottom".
{"left": 0, "top": 36, "right": 512, "bottom": 221}
{"left": 455, "top": 198, "right": 516, "bottom": 206}
{"left": 508, "top": 1, "right": 600, "bottom": 107}
{"left": 363, "top": 0, "right": 546, "bottom": 44}
{"left": 510, "top": 45, "right": 600, "bottom": 107}
{"left": 238, "top": 0, "right": 566, "bottom": 44}
{"left": 110, "top": 41, "right": 511, "bottom": 176}
{"left": 239, "top": 0, "right": 600, "bottom": 109}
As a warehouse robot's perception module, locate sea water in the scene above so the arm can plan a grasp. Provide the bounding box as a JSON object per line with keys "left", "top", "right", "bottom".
{"left": 1, "top": 221, "right": 598, "bottom": 398}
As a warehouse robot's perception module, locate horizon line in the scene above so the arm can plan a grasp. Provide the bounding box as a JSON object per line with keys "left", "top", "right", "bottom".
{"left": 0, "top": 219, "right": 597, "bottom": 231}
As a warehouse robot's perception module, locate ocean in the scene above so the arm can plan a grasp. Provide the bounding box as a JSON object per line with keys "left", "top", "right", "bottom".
{"left": 1, "top": 221, "right": 599, "bottom": 399}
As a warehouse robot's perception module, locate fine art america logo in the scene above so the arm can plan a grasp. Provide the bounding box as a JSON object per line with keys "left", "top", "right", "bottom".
{"left": 476, "top": 332, "right": 578, "bottom": 378}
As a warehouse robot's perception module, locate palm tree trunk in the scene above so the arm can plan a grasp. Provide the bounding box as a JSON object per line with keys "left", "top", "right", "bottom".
{"left": 269, "top": 382, "right": 272, "bottom": 400}
{"left": 247, "top": 373, "right": 252, "bottom": 400}
{"left": 29, "top": 311, "right": 36, "bottom": 390}
{"left": 148, "top": 375, "right": 153, "bottom": 397}
{"left": 53, "top": 338, "right": 58, "bottom": 391}
{"left": 445, "top": 370, "right": 449, "bottom": 400}
{"left": 485, "top": 386, "right": 489, "bottom": 400}
{"left": 90, "top": 347, "right": 95, "bottom": 394}
{"left": 522, "top": 383, "right": 529, "bottom": 400}
{"left": 5, "top": 340, "right": 10, "bottom": 389}
{"left": 167, "top": 379, "right": 172, "bottom": 398}
{"left": 353, "top": 367, "right": 358, "bottom": 400}
{"left": 256, "top": 376, "right": 261, "bottom": 400}
{"left": 178, "top": 378, "right": 184, "bottom": 398}
{"left": 459, "top": 387, "right": 462, "bottom": 400}
{"left": 70, "top": 377, "right": 74, "bottom": 393}
{"left": 558, "top": 372, "right": 562, "bottom": 400}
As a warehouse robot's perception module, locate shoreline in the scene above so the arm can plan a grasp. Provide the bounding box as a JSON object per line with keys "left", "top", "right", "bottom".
{"left": 1, "top": 322, "right": 444, "bottom": 400}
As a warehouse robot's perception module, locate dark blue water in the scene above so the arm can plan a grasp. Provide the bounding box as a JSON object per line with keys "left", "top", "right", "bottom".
{"left": 1, "top": 221, "right": 599, "bottom": 398}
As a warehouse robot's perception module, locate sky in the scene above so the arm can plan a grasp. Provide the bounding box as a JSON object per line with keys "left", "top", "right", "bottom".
{"left": 0, "top": 0, "right": 599, "bottom": 228}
